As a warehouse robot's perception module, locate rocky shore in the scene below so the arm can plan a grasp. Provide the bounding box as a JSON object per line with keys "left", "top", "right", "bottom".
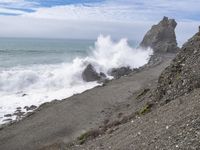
{"left": 1, "top": 17, "right": 200, "bottom": 150}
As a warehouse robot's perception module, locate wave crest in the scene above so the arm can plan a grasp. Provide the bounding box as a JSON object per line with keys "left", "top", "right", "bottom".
{"left": 0, "top": 35, "right": 153, "bottom": 124}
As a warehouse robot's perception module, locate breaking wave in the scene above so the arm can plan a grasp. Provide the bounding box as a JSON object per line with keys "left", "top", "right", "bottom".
{"left": 0, "top": 35, "right": 153, "bottom": 124}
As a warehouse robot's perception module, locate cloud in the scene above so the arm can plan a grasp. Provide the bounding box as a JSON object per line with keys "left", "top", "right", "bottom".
{"left": 22, "top": 4, "right": 130, "bottom": 21}
{"left": 176, "top": 21, "right": 200, "bottom": 46}
{"left": 0, "top": 15, "right": 152, "bottom": 41}
{"left": 0, "top": 0, "right": 24, "bottom": 3}
{"left": 0, "top": 0, "right": 36, "bottom": 7}
{"left": 0, "top": 15, "right": 199, "bottom": 47}
{"left": 0, "top": 7, "right": 27, "bottom": 15}
{"left": 1, "top": 0, "right": 199, "bottom": 21}
{"left": 0, "top": 0, "right": 37, "bottom": 15}
{"left": 0, "top": 0, "right": 199, "bottom": 45}
{"left": 113, "top": 0, "right": 200, "bottom": 20}
{"left": 19, "top": 0, "right": 200, "bottom": 22}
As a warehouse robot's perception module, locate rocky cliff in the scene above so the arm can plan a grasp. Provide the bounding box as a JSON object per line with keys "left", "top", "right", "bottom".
{"left": 82, "top": 17, "right": 179, "bottom": 82}
{"left": 140, "top": 16, "right": 179, "bottom": 53}
{"left": 66, "top": 27, "right": 200, "bottom": 150}
{"left": 156, "top": 27, "right": 200, "bottom": 102}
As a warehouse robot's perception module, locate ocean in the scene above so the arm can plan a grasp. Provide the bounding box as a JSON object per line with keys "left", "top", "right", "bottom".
{"left": 0, "top": 38, "right": 93, "bottom": 68}
{"left": 0, "top": 35, "right": 153, "bottom": 124}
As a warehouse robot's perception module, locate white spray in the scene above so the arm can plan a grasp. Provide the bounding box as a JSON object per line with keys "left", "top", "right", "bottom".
{"left": 0, "top": 35, "right": 153, "bottom": 124}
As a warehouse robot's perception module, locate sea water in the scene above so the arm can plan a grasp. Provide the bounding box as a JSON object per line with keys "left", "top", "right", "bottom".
{"left": 0, "top": 35, "right": 153, "bottom": 124}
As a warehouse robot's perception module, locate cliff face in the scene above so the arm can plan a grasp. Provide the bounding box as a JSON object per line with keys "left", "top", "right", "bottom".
{"left": 156, "top": 28, "right": 200, "bottom": 102}
{"left": 62, "top": 24, "right": 200, "bottom": 150}
{"left": 140, "top": 17, "right": 179, "bottom": 53}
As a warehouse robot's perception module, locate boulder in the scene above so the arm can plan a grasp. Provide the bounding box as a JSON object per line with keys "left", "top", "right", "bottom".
{"left": 82, "top": 64, "right": 106, "bottom": 82}
{"left": 29, "top": 105, "right": 37, "bottom": 110}
{"left": 24, "top": 105, "right": 37, "bottom": 111}
{"left": 140, "top": 16, "right": 179, "bottom": 53}
{"left": 155, "top": 27, "right": 200, "bottom": 102}
{"left": 22, "top": 94, "right": 27, "bottom": 97}
{"left": 13, "top": 110, "right": 25, "bottom": 117}
{"left": 110, "top": 67, "right": 132, "bottom": 79}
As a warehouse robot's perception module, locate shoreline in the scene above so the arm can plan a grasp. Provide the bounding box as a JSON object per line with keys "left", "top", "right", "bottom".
{"left": 0, "top": 50, "right": 159, "bottom": 127}
{"left": 0, "top": 82, "right": 100, "bottom": 126}
{"left": 0, "top": 52, "right": 165, "bottom": 127}
{"left": 0, "top": 53, "right": 175, "bottom": 150}
{"left": 0, "top": 35, "right": 152, "bottom": 125}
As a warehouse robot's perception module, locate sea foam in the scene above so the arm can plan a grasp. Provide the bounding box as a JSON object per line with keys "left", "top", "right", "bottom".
{"left": 0, "top": 35, "right": 153, "bottom": 124}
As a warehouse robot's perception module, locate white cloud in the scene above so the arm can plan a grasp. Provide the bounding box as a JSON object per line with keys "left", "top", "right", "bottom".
{"left": 0, "top": 0, "right": 24, "bottom": 3}
{"left": 21, "top": 0, "right": 200, "bottom": 22}
{"left": 0, "top": 7, "right": 26, "bottom": 14}
{"left": 0, "top": 15, "right": 199, "bottom": 46}
{"left": 176, "top": 21, "right": 200, "bottom": 46}
{"left": 0, "top": 15, "right": 152, "bottom": 41}
{"left": 23, "top": 4, "right": 134, "bottom": 22}
{"left": 0, "top": 0, "right": 37, "bottom": 10}
{"left": 0, "top": 0, "right": 199, "bottom": 44}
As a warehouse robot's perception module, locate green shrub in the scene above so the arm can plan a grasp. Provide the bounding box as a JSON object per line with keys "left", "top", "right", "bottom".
{"left": 139, "top": 103, "right": 153, "bottom": 115}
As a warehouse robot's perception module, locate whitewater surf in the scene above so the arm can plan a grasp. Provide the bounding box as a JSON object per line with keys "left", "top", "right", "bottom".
{"left": 0, "top": 35, "right": 152, "bottom": 124}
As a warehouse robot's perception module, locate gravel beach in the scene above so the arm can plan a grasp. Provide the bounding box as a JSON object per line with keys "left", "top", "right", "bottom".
{"left": 0, "top": 53, "right": 174, "bottom": 150}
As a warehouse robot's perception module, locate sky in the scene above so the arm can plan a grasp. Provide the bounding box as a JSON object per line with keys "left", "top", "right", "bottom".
{"left": 0, "top": 0, "right": 200, "bottom": 45}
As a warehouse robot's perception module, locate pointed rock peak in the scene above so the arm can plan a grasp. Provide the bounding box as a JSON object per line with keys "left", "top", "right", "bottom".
{"left": 159, "top": 16, "right": 177, "bottom": 28}
{"left": 162, "top": 16, "right": 168, "bottom": 21}
{"left": 140, "top": 16, "right": 179, "bottom": 53}
{"left": 159, "top": 16, "right": 169, "bottom": 26}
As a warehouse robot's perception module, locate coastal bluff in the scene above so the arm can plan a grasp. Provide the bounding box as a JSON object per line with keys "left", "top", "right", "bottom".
{"left": 156, "top": 27, "right": 200, "bottom": 102}
{"left": 82, "top": 17, "right": 180, "bottom": 83}
{"left": 67, "top": 28, "right": 200, "bottom": 150}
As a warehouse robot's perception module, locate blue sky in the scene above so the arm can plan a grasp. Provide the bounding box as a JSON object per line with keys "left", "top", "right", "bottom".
{"left": 0, "top": 0, "right": 199, "bottom": 44}
{"left": 1, "top": 0, "right": 200, "bottom": 21}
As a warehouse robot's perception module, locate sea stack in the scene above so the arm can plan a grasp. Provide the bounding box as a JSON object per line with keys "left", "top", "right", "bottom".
{"left": 140, "top": 16, "right": 179, "bottom": 53}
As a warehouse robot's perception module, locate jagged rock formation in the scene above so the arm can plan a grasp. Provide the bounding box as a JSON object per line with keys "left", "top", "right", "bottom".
{"left": 82, "top": 64, "right": 106, "bottom": 82}
{"left": 109, "top": 67, "right": 132, "bottom": 79}
{"left": 82, "top": 64, "right": 101, "bottom": 82}
{"left": 82, "top": 64, "right": 132, "bottom": 82}
{"left": 156, "top": 28, "right": 200, "bottom": 102}
{"left": 140, "top": 16, "right": 179, "bottom": 53}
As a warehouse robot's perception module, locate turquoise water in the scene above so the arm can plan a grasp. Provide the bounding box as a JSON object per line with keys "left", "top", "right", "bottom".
{"left": 0, "top": 38, "right": 137, "bottom": 68}
{"left": 0, "top": 38, "right": 94, "bottom": 68}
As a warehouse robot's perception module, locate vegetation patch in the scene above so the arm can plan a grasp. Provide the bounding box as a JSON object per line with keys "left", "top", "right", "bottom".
{"left": 139, "top": 103, "right": 154, "bottom": 115}
{"left": 77, "top": 129, "right": 102, "bottom": 145}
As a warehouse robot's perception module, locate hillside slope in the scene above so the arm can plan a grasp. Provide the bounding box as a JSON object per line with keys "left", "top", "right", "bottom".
{"left": 66, "top": 29, "right": 200, "bottom": 150}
